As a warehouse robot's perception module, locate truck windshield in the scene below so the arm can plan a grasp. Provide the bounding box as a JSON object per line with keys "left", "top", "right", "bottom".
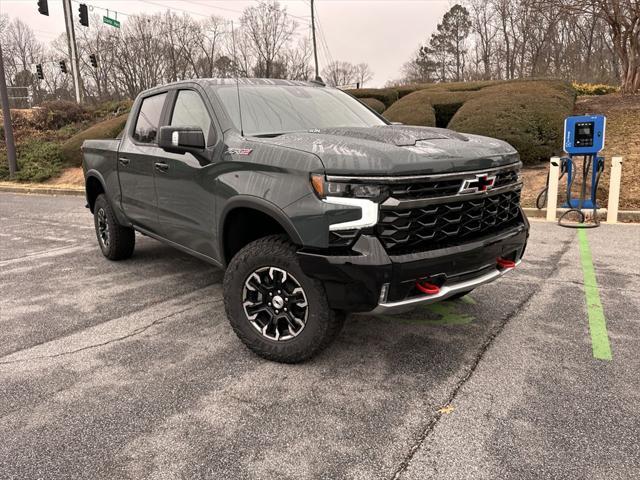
{"left": 213, "top": 85, "right": 387, "bottom": 136}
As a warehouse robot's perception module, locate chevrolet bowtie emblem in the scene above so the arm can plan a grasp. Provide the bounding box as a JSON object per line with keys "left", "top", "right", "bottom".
{"left": 459, "top": 174, "right": 497, "bottom": 194}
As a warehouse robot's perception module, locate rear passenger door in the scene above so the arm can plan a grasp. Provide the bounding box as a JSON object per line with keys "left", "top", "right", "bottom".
{"left": 118, "top": 91, "right": 168, "bottom": 234}
{"left": 154, "top": 88, "right": 221, "bottom": 258}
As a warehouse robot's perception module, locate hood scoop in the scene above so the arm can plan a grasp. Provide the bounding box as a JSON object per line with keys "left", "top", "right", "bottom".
{"left": 317, "top": 125, "right": 468, "bottom": 147}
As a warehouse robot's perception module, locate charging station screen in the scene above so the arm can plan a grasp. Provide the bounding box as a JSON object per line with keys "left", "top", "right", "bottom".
{"left": 574, "top": 122, "right": 594, "bottom": 147}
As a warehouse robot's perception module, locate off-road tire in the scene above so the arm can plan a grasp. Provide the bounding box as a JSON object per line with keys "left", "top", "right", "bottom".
{"left": 223, "top": 235, "right": 345, "bottom": 363}
{"left": 93, "top": 194, "right": 135, "bottom": 261}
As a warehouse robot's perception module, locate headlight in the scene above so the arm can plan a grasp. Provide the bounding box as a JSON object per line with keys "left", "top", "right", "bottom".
{"left": 310, "top": 174, "right": 388, "bottom": 202}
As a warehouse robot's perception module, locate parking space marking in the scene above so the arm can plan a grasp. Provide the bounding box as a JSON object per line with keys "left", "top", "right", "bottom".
{"left": 578, "top": 229, "right": 612, "bottom": 361}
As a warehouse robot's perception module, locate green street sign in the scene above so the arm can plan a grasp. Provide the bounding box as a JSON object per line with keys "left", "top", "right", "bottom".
{"left": 103, "top": 16, "right": 120, "bottom": 28}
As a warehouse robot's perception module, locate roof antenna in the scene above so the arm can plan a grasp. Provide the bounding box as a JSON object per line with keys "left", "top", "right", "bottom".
{"left": 230, "top": 20, "right": 245, "bottom": 137}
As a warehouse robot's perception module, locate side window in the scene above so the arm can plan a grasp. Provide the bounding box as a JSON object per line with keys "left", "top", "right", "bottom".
{"left": 133, "top": 92, "right": 167, "bottom": 143}
{"left": 170, "top": 90, "right": 212, "bottom": 142}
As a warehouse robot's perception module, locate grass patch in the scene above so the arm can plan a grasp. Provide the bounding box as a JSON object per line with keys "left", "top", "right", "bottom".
{"left": 60, "top": 114, "right": 128, "bottom": 166}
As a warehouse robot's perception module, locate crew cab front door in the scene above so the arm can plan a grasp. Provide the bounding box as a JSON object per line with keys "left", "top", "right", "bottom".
{"left": 118, "top": 91, "right": 168, "bottom": 234}
{"left": 154, "top": 88, "right": 221, "bottom": 260}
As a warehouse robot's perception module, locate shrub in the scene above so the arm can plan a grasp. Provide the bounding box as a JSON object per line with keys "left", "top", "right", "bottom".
{"left": 91, "top": 99, "right": 133, "bottom": 119}
{"left": 345, "top": 88, "right": 399, "bottom": 108}
{"left": 0, "top": 141, "right": 63, "bottom": 182}
{"left": 448, "top": 81, "right": 575, "bottom": 164}
{"left": 380, "top": 89, "right": 476, "bottom": 128}
{"left": 572, "top": 82, "right": 619, "bottom": 96}
{"left": 359, "top": 97, "right": 386, "bottom": 114}
{"left": 32, "top": 100, "right": 89, "bottom": 130}
{"left": 382, "top": 94, "right": 436, "bottom": 127}
{"left": 60, "top": 113, "right": 128, "bottom": 166}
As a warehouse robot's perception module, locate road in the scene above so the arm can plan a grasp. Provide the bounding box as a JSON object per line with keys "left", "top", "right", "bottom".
{"left": 1, "top": 192, "right": 638, "bottom": 479}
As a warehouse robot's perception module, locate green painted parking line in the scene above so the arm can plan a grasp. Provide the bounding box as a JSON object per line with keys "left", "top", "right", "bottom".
{"left": 577, "top": 229, "right": 612, "bottom": 361}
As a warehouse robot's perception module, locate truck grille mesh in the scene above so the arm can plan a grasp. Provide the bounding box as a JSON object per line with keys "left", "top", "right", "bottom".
{"left": 376, "top": 189, "right": 522, "bottom": 253}
{"left": 389, "top": 169, "right": 520, "bottom": 200}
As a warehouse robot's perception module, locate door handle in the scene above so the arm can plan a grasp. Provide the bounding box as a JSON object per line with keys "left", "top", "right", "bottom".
{"left": 154, "top": 162, "right": 169, "bottom": 173}
{"left": 119, "top": 157, "right": 130, "bottom": 166}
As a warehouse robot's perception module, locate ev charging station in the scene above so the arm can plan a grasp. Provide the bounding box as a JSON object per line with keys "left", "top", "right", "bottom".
{"left": 544, "top": 114, "right": 623, "bottom": 227}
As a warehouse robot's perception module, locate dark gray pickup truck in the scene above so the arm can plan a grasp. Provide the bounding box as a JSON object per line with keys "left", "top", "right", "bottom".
{"left": 82, "top": 78, "right": 528, "bottom": 363}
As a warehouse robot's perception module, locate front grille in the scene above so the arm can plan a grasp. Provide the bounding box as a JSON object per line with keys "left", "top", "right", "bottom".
{"left": 376, "top": 189, "right": 522, "bottom": 254}
{"left": 389, "top": 168, "right": 519, "bottom": 200}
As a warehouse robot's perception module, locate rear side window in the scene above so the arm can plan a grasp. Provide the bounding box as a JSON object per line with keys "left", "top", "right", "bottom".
{"left": 133, "top": 93, "right": 167, "bottom": 143}
{"left": 170, "top": 90, "right": 212, "bottom": 140}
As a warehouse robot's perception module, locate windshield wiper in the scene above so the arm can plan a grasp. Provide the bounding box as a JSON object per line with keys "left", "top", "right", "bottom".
{"left": 251, "top": 132, "right": 286, "bottom": 138}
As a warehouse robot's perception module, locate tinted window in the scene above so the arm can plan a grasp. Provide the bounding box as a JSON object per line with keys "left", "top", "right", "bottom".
{"left": 213, "top": 85, "right": 386, "bottom": 136}
{"left": 170, "top": 90, "right": 212, "bottom": 141}
{"left": 133, "top": 93, "right": 167, "bottom": 143}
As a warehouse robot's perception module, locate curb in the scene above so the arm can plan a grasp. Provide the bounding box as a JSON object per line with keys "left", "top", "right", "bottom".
{"left": 523, "top": 207, "right": 640, "bottom": 223}
{"left": 0, "top": 185, "right": 84, "bottom": 197}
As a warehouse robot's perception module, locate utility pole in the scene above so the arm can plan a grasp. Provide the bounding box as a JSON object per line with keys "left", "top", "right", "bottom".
{"left": 62, "top": 0, "right": 82, "bottom": 103}
{"left": 0, "top": 43, "right": 18, "bottom": 176}
{"left": 310, "top": 0, "right": 320, "bottom": 81}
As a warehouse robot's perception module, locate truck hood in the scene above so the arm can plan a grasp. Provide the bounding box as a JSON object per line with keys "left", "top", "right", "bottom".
{"left": 255, "top": 125, "right": 519, "bottom": 175}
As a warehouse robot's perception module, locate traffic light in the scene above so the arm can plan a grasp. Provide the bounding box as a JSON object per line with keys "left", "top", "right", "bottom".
{"left": 36, "top": 64, "right": 44, "bottom": 80}
{"left": 59, "top": 60, "right": 68, "bottom": 74}
{"left": 89, "top": 54, "right": 98, "bottom": 68}
{"left": 79, "top": 4, "right": 89, "bottom": 27}
{"left": 37, "top": 0, "right": 49, "bottom": 16}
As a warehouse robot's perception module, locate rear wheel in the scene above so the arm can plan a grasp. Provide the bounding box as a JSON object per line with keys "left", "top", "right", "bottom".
{"left": 223, "top": 235, "right": 344, "bottom": 363}
{"left": 93, "top": 194, "right": 135, "bottom": 260}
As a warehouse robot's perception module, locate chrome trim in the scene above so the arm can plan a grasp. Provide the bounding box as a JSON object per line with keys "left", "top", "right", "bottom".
{"left": 323, "top": 197, "right": 379, "bottom": 231}
{"left": 368, "top": 261, "right": 520, "bottom": 315}
{"left": 381, "top": 182, "right": 522, "bottom": 209}
{"left": 325, "top": 162, "right": 521, "bottom": 184}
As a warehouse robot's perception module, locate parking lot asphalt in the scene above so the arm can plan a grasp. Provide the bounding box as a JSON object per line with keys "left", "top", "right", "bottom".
{"left": 1, "top": 192, "right": 638, "bottom": 480}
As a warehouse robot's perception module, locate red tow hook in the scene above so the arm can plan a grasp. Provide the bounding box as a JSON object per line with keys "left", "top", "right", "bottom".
{"left": 416, "top": 280, "right": 441, "bottom": 295}
{"left": 497, "top": 257, "right": 517, "bottom": 269}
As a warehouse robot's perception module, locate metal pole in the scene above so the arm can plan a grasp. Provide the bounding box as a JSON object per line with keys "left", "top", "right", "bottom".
{"left": 311, "top": 0, "right": 320, "bottom": 81}
{"left": 0, "top": 43, "right": 18, "bottom": 176}
{"left": 546, "top": 157, "right": 561, "bottom": 222}
{"left": 62, "top": 0, "right": 82, "bottom": 103}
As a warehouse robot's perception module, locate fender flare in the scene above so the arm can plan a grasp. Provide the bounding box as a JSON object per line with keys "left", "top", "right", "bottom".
{"left": 84, "top": 169, "right": 108, "bottom": 210}
{"left": 218, "top": 196, "right": 304, "bottom": 259}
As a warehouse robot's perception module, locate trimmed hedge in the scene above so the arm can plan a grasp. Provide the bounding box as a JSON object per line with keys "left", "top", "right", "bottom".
{"left": 381, "top": 89, "right": 476, "bottom": 128}
{"left": 346, "top": 88, "right": 399, "bottom": 108}
{"left": 449, "top": 81, "right": 575, "bottom": 164}
{"left": 61, "top": 113, "right": 128, "bottom": 166}
{"left": 359, "top": 97, "right": 386, "bottom": 114}
{"left": 382, "top": 93, "right": 436, "bottom": 127}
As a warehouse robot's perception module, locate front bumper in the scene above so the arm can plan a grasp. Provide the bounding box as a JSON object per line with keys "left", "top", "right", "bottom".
{"left": 298, "top": 214, "right": 529, "bottom": 315}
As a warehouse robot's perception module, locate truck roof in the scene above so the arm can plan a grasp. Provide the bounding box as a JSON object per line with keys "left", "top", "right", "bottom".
{"left": 139, "top": 78, "right": 321, "bottom": 97}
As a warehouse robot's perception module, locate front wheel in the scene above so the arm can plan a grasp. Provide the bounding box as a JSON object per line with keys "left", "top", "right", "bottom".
{"left": 223, "top": 235, "right": 344, "bottom": 363}
{"left": 93, "top": 194, "right": 135, "bottom": 260}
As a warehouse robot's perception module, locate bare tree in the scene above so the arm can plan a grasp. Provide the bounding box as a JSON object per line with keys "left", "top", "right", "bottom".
{"left": 240, "top": 1, "right": 297, "bottom": 78}
{"left": 354, "top": 63, "right": 374, "bottom": 86}
{"left": 322, "top": 60, "right": 356, "bottom": 87}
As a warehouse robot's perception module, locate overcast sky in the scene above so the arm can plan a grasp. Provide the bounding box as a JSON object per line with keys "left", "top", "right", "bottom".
{"left": 1, "top": 0, "right": 451, "bottom": 87}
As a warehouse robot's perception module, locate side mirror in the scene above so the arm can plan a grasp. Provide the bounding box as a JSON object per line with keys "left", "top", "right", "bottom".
{"left": 158, "top": 126, "right": 205, "bottom": 153}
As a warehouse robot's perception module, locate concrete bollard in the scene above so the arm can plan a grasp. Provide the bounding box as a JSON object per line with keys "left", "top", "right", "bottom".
{"left": 546, "top": 157, "right": 561, "bottom": 222}
{"left": 606, "top": 156, "right": 623, "bottom": 224}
